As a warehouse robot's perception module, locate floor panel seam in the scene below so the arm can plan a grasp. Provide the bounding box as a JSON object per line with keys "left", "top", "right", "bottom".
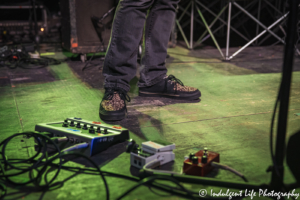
{"left": 138, "top": 108, "right": 300, "bottom": 128}
{"left": 11, "top": 87, "right": 23, "bottom": 132}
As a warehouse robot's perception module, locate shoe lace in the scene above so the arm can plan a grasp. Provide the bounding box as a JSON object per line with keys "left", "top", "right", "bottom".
{"left": 164, "top": 75, "right": 184, "bottom": 93}
{"left": 167, "top": 75, "right": 184, "bottom": 86}
{"left": 102, "top": 84, "right": 131, "bottom": 113}
{"left": 104, "top": 87, "right": 131, "bottom": 102}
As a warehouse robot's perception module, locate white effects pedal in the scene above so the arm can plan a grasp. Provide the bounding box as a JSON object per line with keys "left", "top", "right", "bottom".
{"left": 130, "top": 141, "right": 175, "bottom": 169}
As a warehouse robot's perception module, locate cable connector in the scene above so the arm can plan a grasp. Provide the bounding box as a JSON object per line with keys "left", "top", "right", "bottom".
{"left": 51, "top": 137, "right": 68, "bottom": 144}
{"left": 61, "top": 143, "right": 89, "bottom": 152}
{"left": 143, "top": 159, "right": 182, "bottom": 175}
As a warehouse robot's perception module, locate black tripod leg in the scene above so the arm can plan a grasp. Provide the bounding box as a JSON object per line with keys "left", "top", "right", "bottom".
{"left": 271, "top": 0, "right": 299, "bottom": 190}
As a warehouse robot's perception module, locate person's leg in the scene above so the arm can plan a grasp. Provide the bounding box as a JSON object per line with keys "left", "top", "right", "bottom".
{"left": 100, "top": 0, "right": 155, "bottom": 121}
{"left": 138, "top": 0, "right": 201, "bottom": 100}
{"left": 138, "top": 0, "right": 179, "bottom": 87}
{"left": 103, "top": 0, "right": 155, "bottom": 92}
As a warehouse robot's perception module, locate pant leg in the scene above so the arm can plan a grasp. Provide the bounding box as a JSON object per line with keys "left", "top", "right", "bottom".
{"left": 103, "top": 0, "right": 154, "bottom": 92}
{"left": 138, "top": 0, "right": 180, "bottom": 87}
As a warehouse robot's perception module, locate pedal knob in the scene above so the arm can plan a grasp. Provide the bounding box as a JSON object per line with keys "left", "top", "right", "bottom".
{"left": 96, "top": 127, "right": 101, "bottom": 133}
{"left": 76, "top": 122, "right": 81, "bottom": 128}
{"left": 192, "top": 156, "right": 199, "bottom": 164}
{"left": 126, "top": 139, "right": 139, "bottom": 153}
{"left": 62, "top": 120, "right": 68, "bottom": 127}
{"left": 89, "top": 126, "right": 95, "bottom": 134}
{"left": 202, "top": 155, "right": 207, "bottom": 164}
{"left": 82, "top": 124, "right": 88, "bottom": 130}
{"left": 70, "top": 121, "right": 75, "bottom": 127}
{"left": 204, "top": 147, "right": 208, "bottom": 156}
{"left": 103, "top": 128, "right": 108, "bottom": 134}
{"left": 189, "top": 153, "right": 195, "bottom": 161}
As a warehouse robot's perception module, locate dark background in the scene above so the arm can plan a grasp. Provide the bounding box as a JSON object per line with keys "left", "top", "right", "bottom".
{"left": 0, "top": 0, "right": 296, "bottom": 48}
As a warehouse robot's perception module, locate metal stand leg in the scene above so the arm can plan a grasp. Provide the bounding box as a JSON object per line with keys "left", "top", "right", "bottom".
{"left": 229, "top": 12, "right": 289, "bottom": 60}
{"left": 195, "top": 1, "right": 258, "bottom": 46}
{"left": 176, "top": 20, "right": 190, "bottom": 49}
{"left": 190, "top": 0, "right": 194, "bottom": 49}
{"left": 194, "top": 5, "right": 228, "bottom": 46}
{"left": 196, "top": 4, "right": 225, "bottom": 59}
{"left": 255, "top": 0, "right": 261, "bottom": 45}
{"left": 196, "top": 1, "right": 250, "bottom": 44}
{"left": 225, "top": 1, "right": 232, "bottom": 61}
{"left": 233, "top": 2, "right": 285, "bottom": 45}
{"left": 176, "top": 0, "right": 224, "bottom": 50}
{"left": 176, "top": 0, "right": 291, "bottom": 61}
{"left": 176, "top": 1, "right": 192, "bottom": 49}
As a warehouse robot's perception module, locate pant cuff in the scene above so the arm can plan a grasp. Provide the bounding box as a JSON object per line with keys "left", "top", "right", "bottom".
{"left": 137, "top": 73, "right": 166, "bottom": 88}
{"left": 104, "top": 82, "right": 130, "bottom": 92}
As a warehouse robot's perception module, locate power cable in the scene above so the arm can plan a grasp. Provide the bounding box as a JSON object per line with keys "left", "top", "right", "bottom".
{"left": 0, "top": 131, "right": 250, "bottom": 200}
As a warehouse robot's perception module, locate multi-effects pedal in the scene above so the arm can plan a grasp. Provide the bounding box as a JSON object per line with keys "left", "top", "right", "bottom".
{"left": 35, "top": 117, "right": 130, "bottom": 156}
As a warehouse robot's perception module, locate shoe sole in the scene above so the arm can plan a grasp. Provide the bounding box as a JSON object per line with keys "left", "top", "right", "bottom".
{"left": 139, "top": 90, "right": 201, "bottom": 100}
{"left": 99, "top": 111, "right": 126, "bottom": 121}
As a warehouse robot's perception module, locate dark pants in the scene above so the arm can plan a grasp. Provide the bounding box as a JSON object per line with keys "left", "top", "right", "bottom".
{"left": 103, "top": 0, "right": 179, "bottom": 92}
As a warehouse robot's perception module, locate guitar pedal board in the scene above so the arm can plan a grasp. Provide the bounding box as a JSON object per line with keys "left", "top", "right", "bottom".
{"left": 35, "top": 117, "right": 130, "bottom": 156}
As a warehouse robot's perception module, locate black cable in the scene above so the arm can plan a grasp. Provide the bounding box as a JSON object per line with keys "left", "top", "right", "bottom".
{"left": 81, "top": 46, "right": 104, "bottom": 71}
{"left": 1, "top": 154, "right": 241, "bottom": 200}
{"left": 269, "top": 54, "right": 296, "bottom": 200}
{"left": 116, "top": 176, "right": 197, "bottom": 200}
{"left": 0, "top": 132, "right": 62, "bottom": 188}
{"left": 47, "top": 164, "right": 194, "bottom": 199}
{"left": 147, "top": 184, "right": 174, "bottom": 197}
{"left": 42, "top": 161, "right": 229, "bottom": 200}
{"left": 0, "top": 182, "right": 6, "bottom": 200}
{"left": 270, "top": 83, "right": 282, "bottom": 179}
{"left": 21, "top": 160, "right": 194, "bottom": 199}
{"left": 0, "top": 132, "right": 110, "bottom": 200}
{"left": 1, "top": 133, "right": 42, "bottom": 170}
{"left": 34, "top": 151, "right": 109, "bottom": 198}
{"left": 0, "top": 132, "right": 259, "bottom": 200}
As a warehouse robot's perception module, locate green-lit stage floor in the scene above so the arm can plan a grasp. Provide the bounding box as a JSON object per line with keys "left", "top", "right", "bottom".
{"left": 0, "top": 44, "right": 300, "bottom": 200}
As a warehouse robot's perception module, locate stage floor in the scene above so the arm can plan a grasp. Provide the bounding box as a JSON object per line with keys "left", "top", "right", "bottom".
{"left": 0, "top": 43, "right": 300, "bottom": 199}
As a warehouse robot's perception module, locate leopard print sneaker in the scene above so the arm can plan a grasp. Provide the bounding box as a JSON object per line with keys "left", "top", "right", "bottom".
{"left": 99, "top": 87, "right": 130, "bottom": 121}
{"left": 138, "top": 75, "right": 201, "bottom": 100}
